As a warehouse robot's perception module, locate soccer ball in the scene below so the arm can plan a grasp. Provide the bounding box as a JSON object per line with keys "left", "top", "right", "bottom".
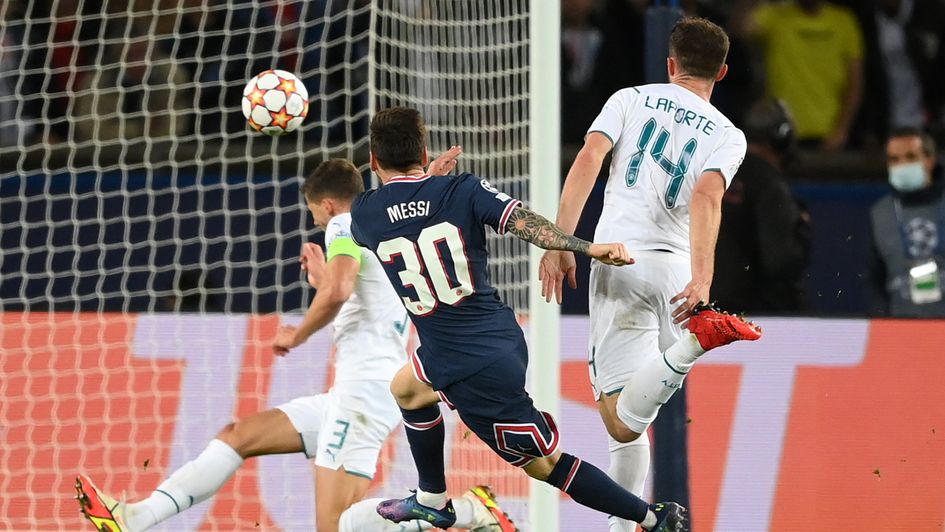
{"left": 242, "top": 70, "right": 309, "bottom": 136}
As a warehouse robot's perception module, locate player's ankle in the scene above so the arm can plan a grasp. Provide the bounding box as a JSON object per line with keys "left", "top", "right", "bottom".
{"left": 416, "top": 489, "right": 448, "bottom": 509}
{"left": 641, "top": 509, "right": 657, "bottom": 529}
{"left": 665, "top": 333, "right": 704, "bottom": 370}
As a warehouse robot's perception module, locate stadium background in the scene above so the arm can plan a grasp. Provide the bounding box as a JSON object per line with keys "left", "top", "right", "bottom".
{"left": 2, "top": 0, "right": 944, "bottom": 530}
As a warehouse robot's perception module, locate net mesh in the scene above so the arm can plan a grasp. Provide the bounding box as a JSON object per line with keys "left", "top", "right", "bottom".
{"left": 0, "top": 0, "right": 373, "bottom": 313}
{"left": 373, "top": 0, "right": 530, "bottom": 312}
{"left": 0, "top": 0, "right": 535, "bottom": 530}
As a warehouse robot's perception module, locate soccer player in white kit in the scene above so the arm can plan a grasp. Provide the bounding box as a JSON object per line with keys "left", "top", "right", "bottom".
{"left": 539, "top": 17, "right": 762, "bottom": 532}
{"left": 75, "top": 156, "right": 514, "bottom": 532}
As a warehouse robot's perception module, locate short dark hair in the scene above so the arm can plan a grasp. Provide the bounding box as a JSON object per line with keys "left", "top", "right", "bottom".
{"left": 669, "top": 17, "right": 730, "bottom": 80}
{"left": 370, "top": 107, "right": 426, "bottom": 172}
{"left": 300, "top": 159, "right": 365, "bottom": 202}
{"left": 888, "top": 126, "right": 936, "bottom": 156}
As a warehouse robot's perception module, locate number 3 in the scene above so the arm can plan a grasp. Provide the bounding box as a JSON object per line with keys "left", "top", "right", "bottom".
{"left": 377, "top": 222, "right": 474, "bottom": 316}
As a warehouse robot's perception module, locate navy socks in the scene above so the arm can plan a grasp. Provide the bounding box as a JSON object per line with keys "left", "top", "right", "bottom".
{"left": 546, "top": 453, "right": 649, "bottom": 524}
{"left": 400, "top": 405, "right": 447, "bottom": 494}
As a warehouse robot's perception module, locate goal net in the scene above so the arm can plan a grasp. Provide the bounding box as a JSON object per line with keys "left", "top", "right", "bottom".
{"left": 0, "top": 0, "right": 544, "bottom": 530}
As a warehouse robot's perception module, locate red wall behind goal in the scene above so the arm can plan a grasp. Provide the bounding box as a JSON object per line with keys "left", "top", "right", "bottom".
{"left": 2, "top": 314, "right": 943, "bottom": 531}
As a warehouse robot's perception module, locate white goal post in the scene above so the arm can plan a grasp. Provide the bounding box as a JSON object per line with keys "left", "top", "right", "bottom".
{"left": 526, "top": 1, "right": 561, "bottom": 531}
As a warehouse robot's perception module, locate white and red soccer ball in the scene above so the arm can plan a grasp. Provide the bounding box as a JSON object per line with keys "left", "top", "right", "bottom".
{"left": 242, "top": 70, "right": 309, "bottom": 136}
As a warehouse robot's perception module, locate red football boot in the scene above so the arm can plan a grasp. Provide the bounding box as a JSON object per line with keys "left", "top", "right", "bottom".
{"left": 686, "top": 303, "right": 762, "bottom": 351}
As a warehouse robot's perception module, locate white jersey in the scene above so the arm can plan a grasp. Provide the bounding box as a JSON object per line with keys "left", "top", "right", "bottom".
{"left": 324, "top": 213, "right": 408, "bottom": 383}
{"left": 588, "top": 83, "right": 746, "bottom": 256}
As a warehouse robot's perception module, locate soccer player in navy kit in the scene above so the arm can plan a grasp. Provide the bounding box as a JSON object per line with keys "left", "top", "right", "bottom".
{"left": 350, "top": 107, "right": 687, "bottom": 532}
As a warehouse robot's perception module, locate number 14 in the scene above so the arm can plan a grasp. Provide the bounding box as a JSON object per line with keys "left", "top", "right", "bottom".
{"left": 624, "top": 117, "right": 698, "bottom": 208}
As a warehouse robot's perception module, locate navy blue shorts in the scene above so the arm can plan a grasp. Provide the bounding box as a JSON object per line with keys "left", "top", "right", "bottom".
{"left": 416, "top": 340, "right": 561, "bottom": 467}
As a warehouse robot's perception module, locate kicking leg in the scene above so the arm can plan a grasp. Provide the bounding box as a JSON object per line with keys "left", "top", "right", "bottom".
{"left": 122, "top": 408, "right": 304, "bottom": 531}
{"left": 524, "top": 452, "right": 684, "bottom": 531}
{"left": 615, "top": 305, "right": 762, "bottom": 438}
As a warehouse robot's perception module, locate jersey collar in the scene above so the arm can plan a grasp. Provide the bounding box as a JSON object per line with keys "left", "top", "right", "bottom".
{"left": 387, "top": 174, "right": 431, "bottom": 184}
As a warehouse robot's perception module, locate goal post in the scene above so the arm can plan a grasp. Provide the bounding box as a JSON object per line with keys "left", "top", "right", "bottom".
{"left": 526, "top": 0, "right": 562, "bottom": 529}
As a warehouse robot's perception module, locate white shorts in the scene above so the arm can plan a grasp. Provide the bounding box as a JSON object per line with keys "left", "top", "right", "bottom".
{"left": 588, "top": 250, "right": 690, "bottom": 398}
{"left": 276, "top": 379, "right": 400, "bottom": 479}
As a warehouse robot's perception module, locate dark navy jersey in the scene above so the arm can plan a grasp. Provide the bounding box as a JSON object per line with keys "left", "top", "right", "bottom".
{"left": 350, "top": 173, "right": 524, "bottom": 389}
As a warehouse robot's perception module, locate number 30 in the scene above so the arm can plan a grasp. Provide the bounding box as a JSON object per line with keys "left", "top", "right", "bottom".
{"left": 377, "top": 222, "right": 474, "bottom": 315}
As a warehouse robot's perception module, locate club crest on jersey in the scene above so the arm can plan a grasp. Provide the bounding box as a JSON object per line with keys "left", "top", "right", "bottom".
{"left": 480, "top": 179, "right": 499, "bottom": 193}
{"left": 481, "top": 179, "right": 512, "bottom": 202}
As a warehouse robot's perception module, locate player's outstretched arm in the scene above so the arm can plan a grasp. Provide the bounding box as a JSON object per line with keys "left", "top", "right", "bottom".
{"left": 539, "top": 131, "right": 612, "bottom": 303}
{"left": 272, "top": 245, "right": 359, "bottom": 355}
{"left": 505, "top": 206, "right": 633, "bottom": 266}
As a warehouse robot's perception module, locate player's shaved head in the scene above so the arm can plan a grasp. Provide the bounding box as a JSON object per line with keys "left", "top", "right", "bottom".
{"left": 669, "top": 17, "right": 729, "bottom": 81}
{"left": 301, "top": 159, "right": 365, "bottom": 202}
{"left": 370, "top": 107, "right": 427, "bottom": 172}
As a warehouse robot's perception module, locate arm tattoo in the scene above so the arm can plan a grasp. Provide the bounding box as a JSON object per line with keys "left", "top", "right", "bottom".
{"left": 504, "top": 206, "right": 590, "bottom": 254}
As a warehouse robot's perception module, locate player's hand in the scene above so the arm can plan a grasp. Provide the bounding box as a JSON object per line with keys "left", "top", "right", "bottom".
{"left": 300, "top": 242, "right": 326, "bottom": 289}
{"left": 539, "top": 250, "right": 577, "bottom": 304}
{"left": 587, "top": 243, "right": 634, "bottom": 267}
{"left": 670, "top": 279, "right": 711, "bottom": 324}
{"left": 272, "top": 325, "right": 301, "bottom": 356}
{"left": 426, "top": 145, "right": 462, "bottom": 175}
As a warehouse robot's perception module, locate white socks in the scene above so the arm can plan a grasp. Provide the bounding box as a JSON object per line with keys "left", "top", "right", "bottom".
{"left": 124, "top": 439, "right": 244, "bottom": 531}
{"left": 416, "top": 488, "right": 448, "bottom": 509}
{"left": 339, "top": 498, "right": 433, "bottom": 532}
{"left": 664, "top": 331, "right": 705, "bottom": 372}
{"left": 451, "top": 496, "right": 479, "bottom": 527}
{"left": 607, "top": 436, "right": 651, "bottom": 532}
{"left": 616, "top": 333, "right": 704, "bottom": 434}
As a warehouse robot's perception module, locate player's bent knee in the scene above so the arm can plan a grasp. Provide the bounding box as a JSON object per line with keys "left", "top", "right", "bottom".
{"left": 598, "top": 395, "right": 642, "bottom": 443}
{"left": 390, "top": 365, "right": 438, "bottom": 410}
{"left": 606, "top": 423, "right": 642, "bottom": 444}
{"left": 523, "top": 454, "right": 559, "bottom": 481}
{"left": 215, "top": 422, "right": 240, "bottom": 446}
{"left": 216, "top": 422, "right": 256, "bottom": 457}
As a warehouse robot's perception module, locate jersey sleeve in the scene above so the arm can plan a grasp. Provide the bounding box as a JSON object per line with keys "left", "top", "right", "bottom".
{"left": 466, "top": 176, "right": 522, "bottom": 235}
{"left": 325, "top": 215, "right": 363, "bottom": 264}
{"left": 701, "top": 128, "right": 747, "bottom": 188}
{"left": 587, "top": 89, "right": 635, "bottom": 146}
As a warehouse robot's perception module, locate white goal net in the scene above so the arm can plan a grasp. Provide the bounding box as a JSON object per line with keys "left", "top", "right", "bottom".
{"left": 0, "top": 0, "right": 542, "bottom": 530}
